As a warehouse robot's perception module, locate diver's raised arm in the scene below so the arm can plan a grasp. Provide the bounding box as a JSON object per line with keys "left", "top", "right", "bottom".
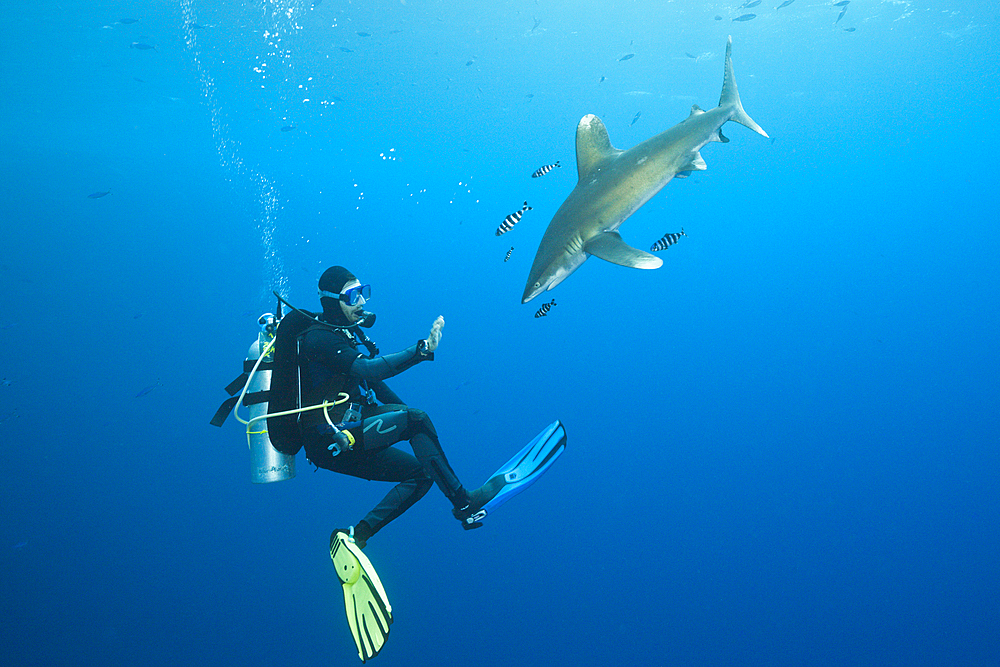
{"left": 349, "top": 339, "right": 433, "bottom": 381}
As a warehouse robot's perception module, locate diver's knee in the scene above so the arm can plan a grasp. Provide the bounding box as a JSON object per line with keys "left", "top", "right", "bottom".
{"left": 406, "top": 408, "right": 438, "bottom": 439}
{"left": 414, "top": 475, "right": 433, "bottom": 496}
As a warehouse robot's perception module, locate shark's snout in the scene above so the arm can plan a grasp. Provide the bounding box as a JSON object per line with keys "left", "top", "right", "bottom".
{"left": 521, "top": 279, "right": 546, "bottom": 304}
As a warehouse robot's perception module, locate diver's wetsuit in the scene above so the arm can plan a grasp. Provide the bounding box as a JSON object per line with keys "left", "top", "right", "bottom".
{"left": 297, "top": 320, "right": 469, "bottom": 544}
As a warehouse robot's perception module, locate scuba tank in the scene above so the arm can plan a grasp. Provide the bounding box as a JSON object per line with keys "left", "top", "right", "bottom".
{"left": 212, "top": 294, "right": 372, "bottom": 481}
{"left": 245, "top": 313, "right": 296, "bottom": 483}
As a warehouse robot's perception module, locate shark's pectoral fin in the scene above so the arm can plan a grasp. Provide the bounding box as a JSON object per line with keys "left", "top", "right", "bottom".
{"left": 584, "top": 232, "right": 663, "bottom": 269}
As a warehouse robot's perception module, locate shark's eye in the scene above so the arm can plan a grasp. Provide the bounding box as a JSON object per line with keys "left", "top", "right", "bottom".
{"left": 534, "top": 282, "right": 540, "bottom": 288}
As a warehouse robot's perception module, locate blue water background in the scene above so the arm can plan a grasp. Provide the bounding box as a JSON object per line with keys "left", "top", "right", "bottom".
{"left": 2, "top": 1, "right": 998, "bottom": 665}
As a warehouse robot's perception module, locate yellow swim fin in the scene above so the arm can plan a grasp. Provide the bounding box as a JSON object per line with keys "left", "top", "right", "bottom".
{"left": 330, "top": 529, "right": 392, "bottom": 662}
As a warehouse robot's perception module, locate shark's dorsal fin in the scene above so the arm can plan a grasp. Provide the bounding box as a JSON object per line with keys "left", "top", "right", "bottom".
{"left": 584, "top": 231, "right": 663, "bottom": 269}
{"left": 576, "top": 115, "right": 622, "bottom": 180}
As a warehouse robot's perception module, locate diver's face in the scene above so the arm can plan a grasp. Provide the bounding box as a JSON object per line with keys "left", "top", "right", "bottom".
{"left": 339, "top": 279, "right": 366, "bottom": 323}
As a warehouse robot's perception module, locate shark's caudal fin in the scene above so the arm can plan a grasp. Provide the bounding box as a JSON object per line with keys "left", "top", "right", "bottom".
{"left": 719, "top": 36, "right": 768, "bottom": 138}
{"left": 575, "top": 115, "right": 624, "bottom": 180}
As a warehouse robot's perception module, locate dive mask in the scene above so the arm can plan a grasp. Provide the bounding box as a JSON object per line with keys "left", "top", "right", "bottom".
{"left": 319, "top": 283, "right": 371, "bottom": 306}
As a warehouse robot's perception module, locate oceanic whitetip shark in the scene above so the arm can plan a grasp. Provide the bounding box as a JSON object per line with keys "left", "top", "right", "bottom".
{"left": 522, "top": 36, "right": 768, "bottom": 303}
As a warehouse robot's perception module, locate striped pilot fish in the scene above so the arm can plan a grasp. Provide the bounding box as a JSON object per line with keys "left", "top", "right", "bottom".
{"left": 531, "top": 161, "right": 561, "bottom": 178}
{"left": 534, "top": 299, "right": 556, "bottom": 318}
{"left": 496, "top": 201, "right": 532, "bottom": 236}
{"left": 650, "top": 228, "right": 687, "bottom": 252}
{"left": 504, "top": 246, "right": 514, "bottom": 262}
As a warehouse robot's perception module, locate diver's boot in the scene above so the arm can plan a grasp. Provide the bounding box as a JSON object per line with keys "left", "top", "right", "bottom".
{"left": 451, "top": 487, "right": 488, "bottom": 530}
{"left": 330, "top": 523, "right": 370, "bottom": 551}
{"left": 449, "top": 486, "right": 485, "bottom": 530}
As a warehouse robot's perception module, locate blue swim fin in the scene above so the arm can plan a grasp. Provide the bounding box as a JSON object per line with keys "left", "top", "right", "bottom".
{"left": 457, "top": 420, "right": 567, "bottom": 529}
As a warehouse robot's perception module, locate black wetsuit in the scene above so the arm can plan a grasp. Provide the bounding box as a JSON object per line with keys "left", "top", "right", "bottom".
{"left": 297, "top": 321, "right": 469, "bottom": 544}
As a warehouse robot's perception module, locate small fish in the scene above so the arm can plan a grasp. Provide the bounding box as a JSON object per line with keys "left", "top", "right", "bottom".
{"left": 777, "top": 0, "right": 795, "bottom": 8}
{"left": 715, "top": 15, "right": 723, "bottom": 20}
{"left": 13, "top": 540, "right": 28, "bottom": 549}
{"left": 135, "top": 382, "right": 161, "bottom": 398}
{"left": 531, "top": 161, "right": 560, "bottom": 178}
{"left": 733, "top": 14, "right": 756, "bottom": 22}
{"left": 531, "top": 17, "right": 542, "bottom": 32}
{"left": 280, "top": 125, "right": 296, "bottom": 132}
{"left": 650, "top": 228, "right": 687, "bottom": 252}
{"left": 119, "top": 18, "right": 140, "bottom": 24}
{"left": 843, "top": 27, "right": 856, "bottom": 32}
{"left": 189, "top": 22, "right": 205, "bottom": 29}
{"left": 525, "top": 93, "right": 534, "bottom": 99}
{"left": 87, "top": 190, "right": 111, "bottom": 199}
{"left": 685, "top": 52, "right": 697, "bottom": 59}
{"left": 630, "top": 111, "right": 642, "bottom": 126}
{"left": 833, "top": 1, "right": 849, "bottom": 6}
{"left": 600, "top": 76, "right": 606, "bottom": 83}
{"left": 619, "top": 53, "right": 635, "bottom": 61}
{"left": 331, "top": 95, "right": 345, "bottom": 102}
{"left": 534, "top": 299, "right": 556, "bottom": 318}
{"left": 504, "top": 247, "right": 513, "bottom": 262}
{"left": 339, "top": 47, "right": 353, "bottom": 52}
{"left": 130, "top": 42, "right": 155, "bottom": 50}
{"left": 496, "top": 201, "right": 532, "bottom": 236}
{"left": 1, "top": 378, "right": 11, "bottom": 387}
{"left": 743, "top": 0, "right": 762, "bottom": 7}
{"left": 835, "top": 7, "right": 847, "bottom": 23}
{"left": 465, "top": 60, "right": 474, "bottom": 66}
{"left": 357, "top": 32, "right": 371, "bottom": 37}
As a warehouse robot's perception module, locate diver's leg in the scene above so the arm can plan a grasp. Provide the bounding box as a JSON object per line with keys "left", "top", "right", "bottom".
{"left": 399, "top": 408, "right": 472, "bottom": 509}
{"left": 329, "top": 447, "right": 433, "bottom": 547}
{"left": 359, "top": 405, "right": 471, "bottom": 510}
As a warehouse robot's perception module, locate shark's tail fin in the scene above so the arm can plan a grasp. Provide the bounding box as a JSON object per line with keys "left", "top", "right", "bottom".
{"left": 719, "top": 35, "right": 769, "bottom": 138}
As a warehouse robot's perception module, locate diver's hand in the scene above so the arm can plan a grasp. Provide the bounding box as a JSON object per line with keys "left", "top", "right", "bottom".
{"left": 425, "top": 316, "right": 445, "bottom": 352}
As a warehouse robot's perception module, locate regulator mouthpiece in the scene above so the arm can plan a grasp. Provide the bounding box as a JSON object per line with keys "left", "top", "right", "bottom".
{"left": 358, "top": 311, "right": 376, "bottom": 328}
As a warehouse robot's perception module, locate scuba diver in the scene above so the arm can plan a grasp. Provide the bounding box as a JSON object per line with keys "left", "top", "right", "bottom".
{"left": 214, "top": 265, "right": 566, "bottom": 662}
{"left": 300, "top": 265, "right": 486, "bottom": 547}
